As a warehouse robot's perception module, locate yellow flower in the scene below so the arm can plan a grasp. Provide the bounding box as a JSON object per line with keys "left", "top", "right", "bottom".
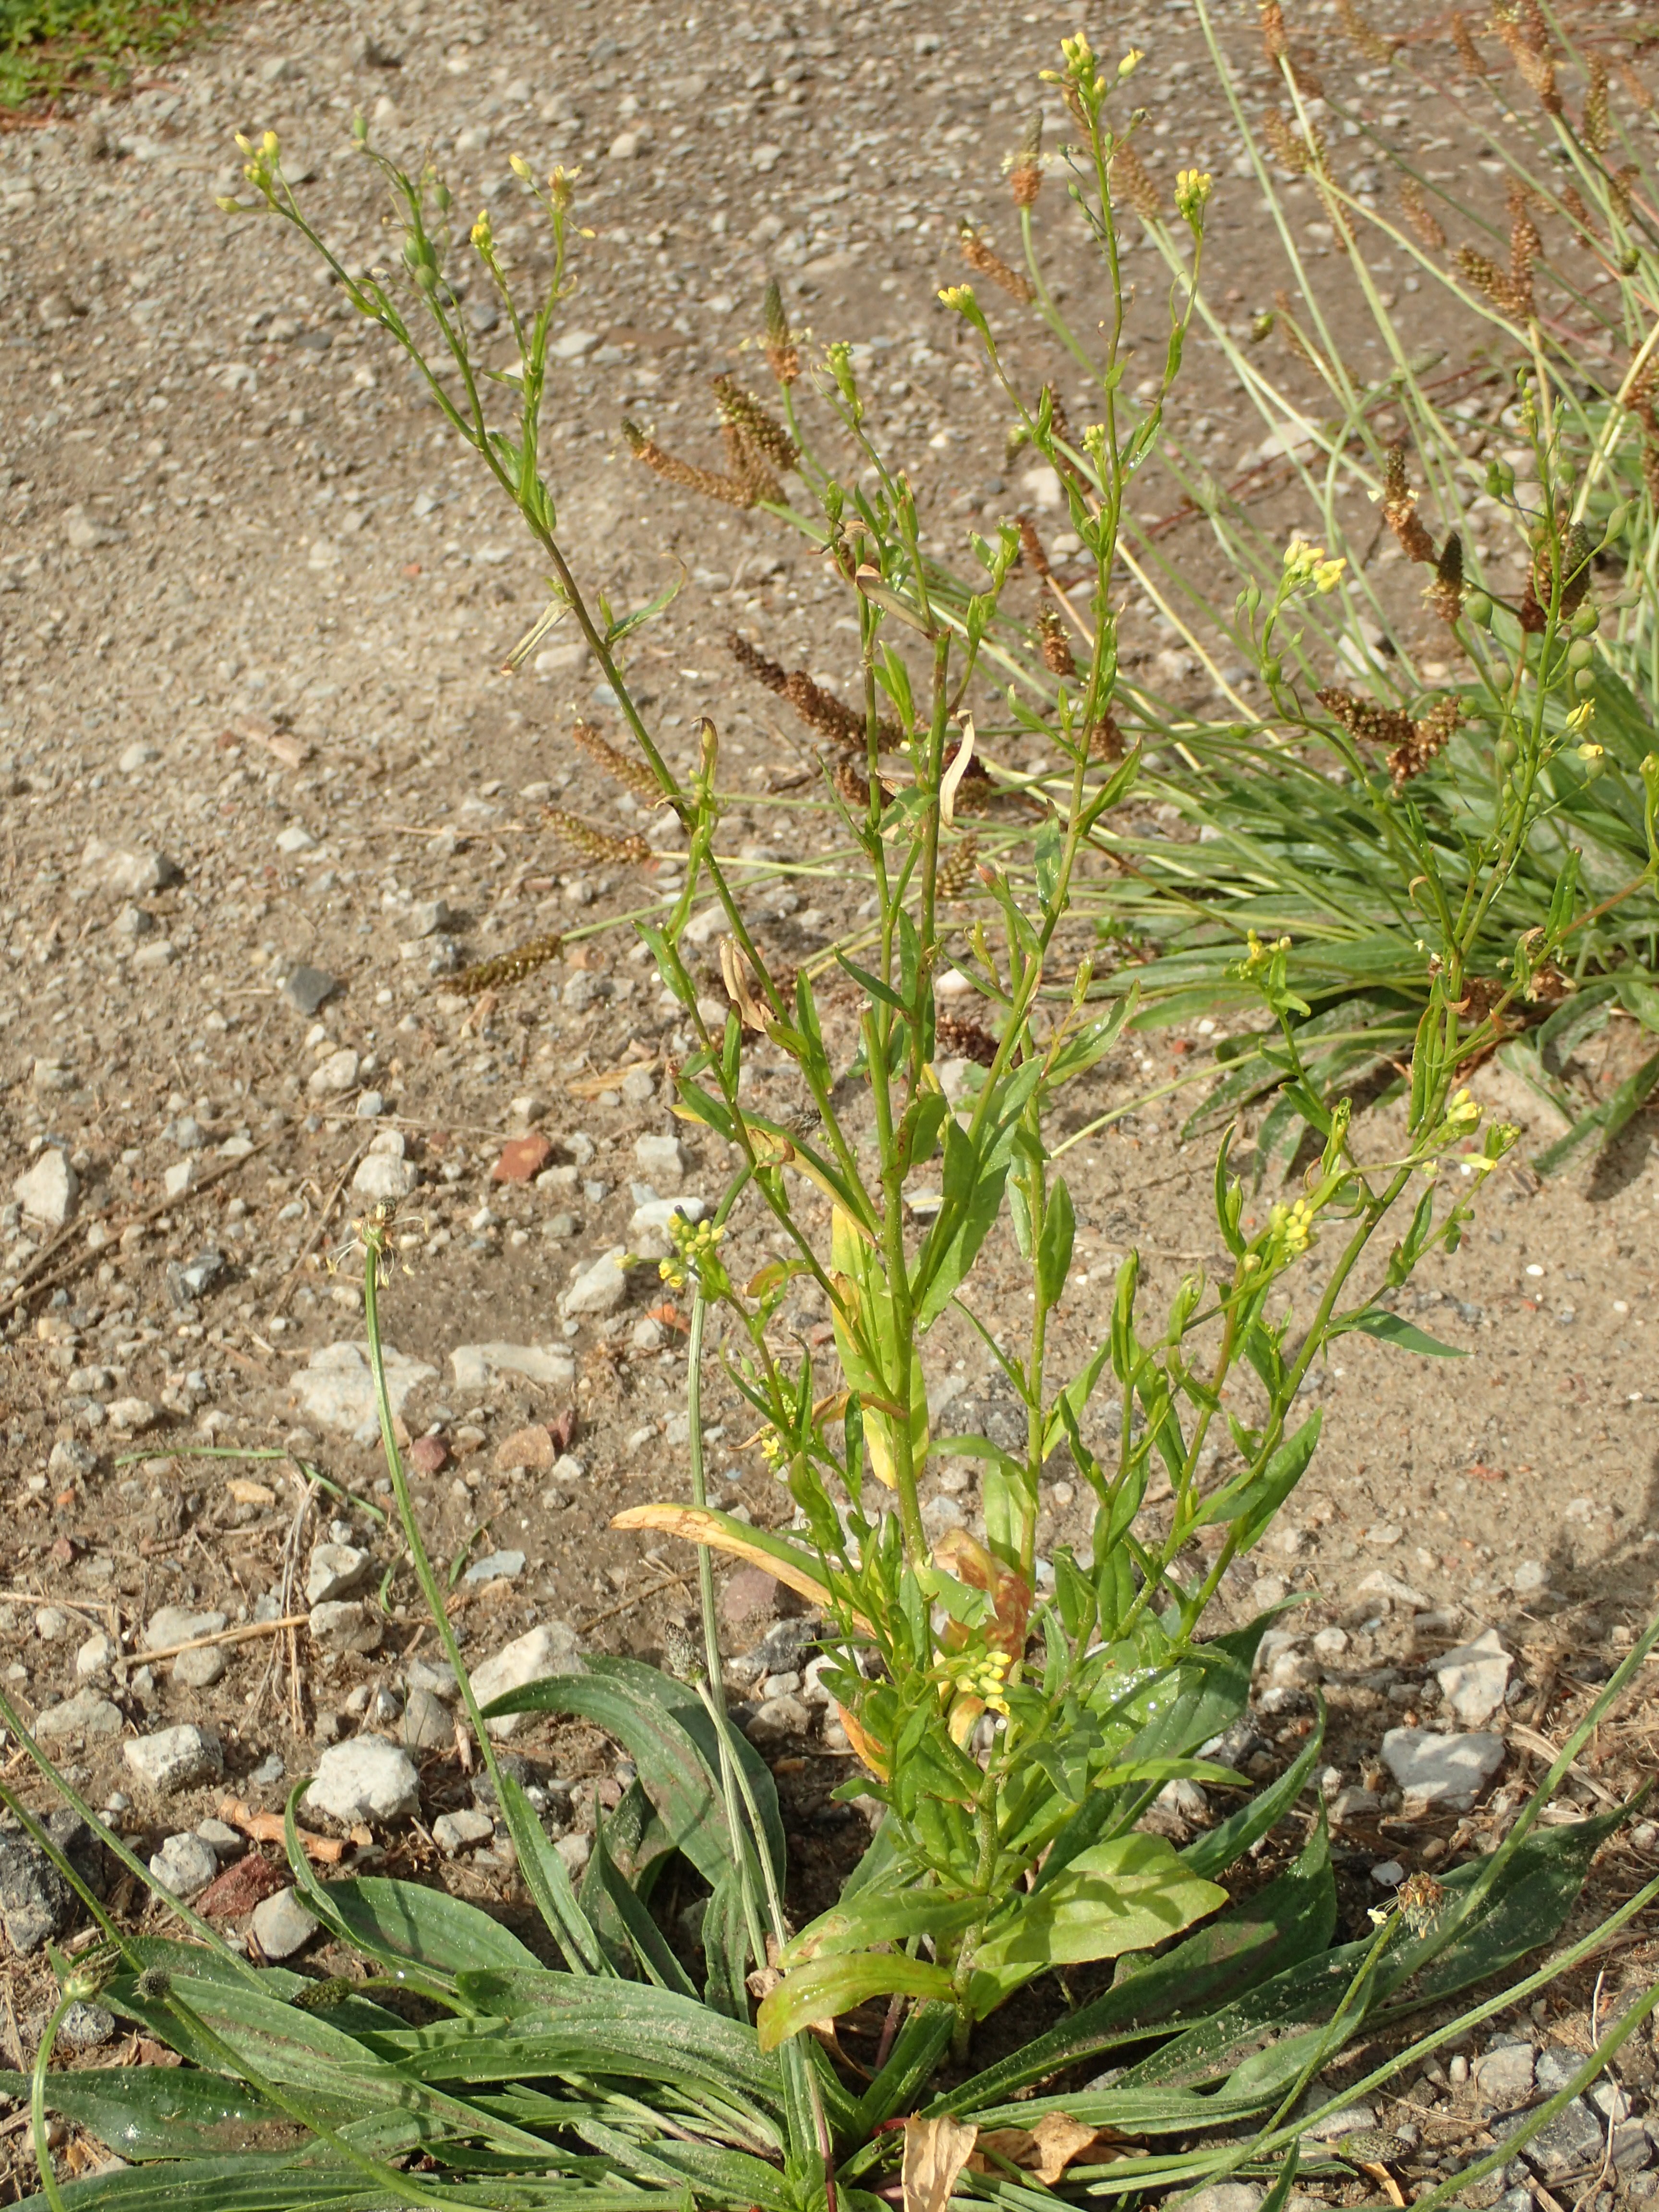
{"left": 1118, "top": 47, "right": 1144, "bottom": 78}
{"left": 1175, "top": 168, "right": 1214, "bottom": 223}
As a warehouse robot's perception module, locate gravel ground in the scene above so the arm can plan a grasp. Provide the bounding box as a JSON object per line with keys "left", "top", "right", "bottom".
{"left": 3, "top": 0, "right": 1659, "bottom": 2196}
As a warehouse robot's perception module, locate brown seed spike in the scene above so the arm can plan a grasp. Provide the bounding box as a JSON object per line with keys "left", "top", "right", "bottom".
{"left": 1452, "top": 11, "right": 1486, "bottom": 73}
{"left": 1037, "top": 605, "right": 1077, "bottom": 677}
{"left": 1315, "top": 686, "right": 1415, "bottom": 749}
{"left": 783, "top": 668, "right": 866, "bottom": 748}
{"left": 1017, "top": 514, "right": 1053, "bottom": 579}
{"left": 1399, "top": 177, "right": 1447, "bottom": 251}
{"left": 832, "top": 757, "right": 871, "bottom": 811}
{"left": 1264, "top": 111, "right": 1311, "bottom": 175}
{"left": 1426, "top": 532, "right": 1465, "bottom": 625}
{"left": 1382, "top": 443, "right": 1438, "bottom": 566}
{"left": 1089, "top": 711, "right": 1125, "bottom": 763}
{"left": 1110, "top": 140, "right": 1161, "bottom": 222}
{"left": 1336, "top": 0, "right": 1393, "bottom": 64}
{"left": 1390, "top": 697, "right": 1463, "bottom": 786}
{"left": 567, "top": 721, "right": 659, "bottom": 801}
{"left": 1611, "top": 165, "right": 1641, "bottom": 224}
{"left": 1260, "top": 0, "right": 1287, "bottom": 61}
{"left": 1618, "top": 62, "right": 1654, "bottom": 113}
{"left": 456, "top": 932, "right": 564, "bottom": 997}
{"left": 936, "top": 1012, "right": 999, "bottom": 1067}
{"left": 720, "top": 422, "right": 784, "bottom": 508}
{"left": 543, "top": 806, "right": 653, "bottom": 867}
{"left": 729, "top": 632, "right": 790, "bottom": 697}
{"left": 959, "top": 222, "right": 1035, "bottom": 303}
{"left": 762, "top": 279, "right": 799, "bottom": 386}
{"left": 712, "top": 373, "right": 799, "bottom": 471}
{"left": 622, "top": 420, "right": 752, "bottom": 508}
{"left": 1455, "top": 246, "right": 1532, "bottom": 321}
{"left": 1584, "top": 56, "right": 1612, "bottom": 151}
{"left": 935, "top": 837, "right": 980, "bottom": 901}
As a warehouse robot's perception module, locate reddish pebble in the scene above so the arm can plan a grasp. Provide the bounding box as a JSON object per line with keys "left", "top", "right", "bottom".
{"left": 409, "top": 1434, "right": 449, "bottom": 1476}
{"left": 493, "top": 1132, "right": 554, "bottom": 1183}
{"left": 198, "top": 1851, "right": 287, "bottom": 1920}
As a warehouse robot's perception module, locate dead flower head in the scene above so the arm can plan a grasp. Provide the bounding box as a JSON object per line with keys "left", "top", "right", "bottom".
{"left": 762, "top": 278, "right": 799, "bottom": 385}
{"left": 958, "top": 221, "right": 1034, "bottom": 303}
{"left": 456, "top": 931, "right": 564, "bottom": 996}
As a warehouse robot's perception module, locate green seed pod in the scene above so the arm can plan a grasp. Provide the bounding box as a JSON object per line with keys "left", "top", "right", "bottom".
{"left": 1581, "top": 745, "right": 1606, "bottom": 780}
{"left": 1571, "top": 602, "right": 1601, "bottom": 637}
{"left": 1464, "top": 590, "right": 1493, "bottom": 629}
{"left": 1567, "top": 637, "right": 1594, "bottom": 670}
{"left": 1496, "top": 735, "right": 1518, "bottom": 766}
{"left": 1574, "top": 666, "right": 1597, "bottom": 697}
{"left": 1262, "top": 656, "right": 1283, "bottom": 685}
{"left": 1604, "top": 502, "right": 1628, "bottom": 542}
{"left": 411, "top": 261, "right": 439, "bottom": 293}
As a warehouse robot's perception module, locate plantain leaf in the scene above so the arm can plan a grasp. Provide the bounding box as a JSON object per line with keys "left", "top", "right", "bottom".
{"left": 756, "top": 1951, "right": 954, "bottom": 2050}
{"left": 309, "top": 1875, "right": 543, "bottom": 1977}
{"left": 968, "top": 1835, "right": 1226, "bottom": 2006}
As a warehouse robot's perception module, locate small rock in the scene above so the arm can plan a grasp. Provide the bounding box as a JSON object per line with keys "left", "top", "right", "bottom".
{"left": 1351, "top": 1570, "right": 1432, "bottom": 1611}
{"left": 471, "top": 1621, "right": 584, "bottom": 1737}
{"left": 56, "top": 2002, "right": 116, "bottom": 2051}
{"left": 1300, "top": 2103, "right": 1378, "bottom": 2141}
{"left": 1476, "top": 2041, "right": 1537, "bottom": 2110}
{"left": 721, "top": 1566, "right": 786, "bottom": 1632}
{"left": 306, "top": 1542, "right": 374, "bottom": 1606}
{"left": 745, "top": 1693, "right": 812, "bottom": 1745}
{"left": 560, "top": 1247, "right": 629, "bottom": 1318}
{"left": 433, "top": 1807, "right": 495, "bottom": 1855}
{"left": 449, "top": 1342, "right": 575, "bottom": 1391}
{"left": 34, "top": 1607, "right": 69, "bottom": 1642}
{"left": 106, "top": 1397, "right": 158, "bottom": 1433}
{"left": 356, "top": 1092, "right": 386, "bottom": 1120}
{"left": 63, "top": 504, "right": 128, "bottom": 549}
{"left": 634, "top": 1133, "right": 687, "bottom": 1187}
{"left": 493, "top": 1133, "right": 554, "bottom": 1183}
{"left": 463, "top": 1549, "right": 526, "bottom": 1586}
{"left": 149, "top": 1830, "right": 219, "bottom": 1899}
{"left": 195, "top": 1818, "right": 245, "bottom": 1860}
{"left": 409, "top": 1434, "right": 449, "bottom": 1476}
{"left": 1437, "top": 1627, "right": 1513, "bottom": 1729}
{"left": 494, "top": 1425, "right": 554, "bottom": 1473}
{"left": 401, "top": 1686, "right": 454, "bottom": 1752}
{"left": 406, "top": 1657, "right": 459, "bottom": 1701}
{"left": 197, "top": 1851, "right": 286, "bottom": 1920}
{"left": 80, "top": 840, "right": 181, "bottom": 896}
{"left": 554, "top": 1830, "right": 592, "bottom": 1878}
{"left": 305, "top": 1738, "right": 420, "bottom": 1826}
{"left": 1180, "top": 2187, "right": 1264, "bottom": 2212}
{"left": 292, "top": 1340, "right": 436, "bottom": 1443}
{"left": 1513, "top": 1560, "right": 1548, "bottom": 1595}
{"left": 76, "top": 1631, "right": 118, "bottom": 1678}
{"left": 12, "top": 1151, "right": 78, "bottom": 1228}
{"left": 251, "top": 1887, "right": 319, "bottom": 1960}
{"left": 1381, "top": 1727, "right": 1505, "bottom": 1812}
{"left": 276, "top": 824, "right": 316, "bottom": 854}
{"left": 282, "top": 966, "right": 338, "bottom": 1017}
{"left": 1329, "top": 1786, "right": 1381, "bottom": 1824}
{"left": 1504, "top": 2096, "right": 1604, "bottom": 2182}
{"left": 408, "top": 899, "right": 452, "bottom": 938}
{"left": 352, "top": 1153, "right": 419, "bottom": 1202}
{"left": 48, "top": 1439, "right": 97, "bottom": 1481}
{"left": 163, "top": 1160, "right": 196, "bottom": 1201}
{"left": 309, "top": 1601, "right": 381, "bottom": 1656}
{"left": 144, "top": 1607, "right": 227, "bottom": 1652}
{"left": 0, "top": 1813, "right": 102, "bottom": 1954}
{"left": 35, "top": 1688, "right": 124, "bottom": 1743}
{"left": 309, "top": 1047, "right": 360, "bottom": 1097}
{"left": 175, "top": 1645, "right": 227, "bottom": 1690}
{"left": 123, "top": 1724, "right": 223, "bottom": 1795}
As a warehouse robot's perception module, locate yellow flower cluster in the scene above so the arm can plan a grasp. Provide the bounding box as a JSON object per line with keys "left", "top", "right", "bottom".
{"left": 1283, "top": 534, "right": 1347, "bottom": 595}
{"left": 949, "top": 1648, "right": 1013, "bottom": 1717}
{"left": 658, "top": 1214, "right": 724, "bottom": 1292}
{"left": 1267, "top": 1195, "right": 1318, "bottom": 1260}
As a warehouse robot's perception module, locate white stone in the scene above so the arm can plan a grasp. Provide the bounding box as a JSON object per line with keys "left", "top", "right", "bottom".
{"left": 163, "top": 1160, "right": 195, "bottom": 1200}
{"left": 433, "top": 1807, "right": 494, "bottom": 1855}
{"left": 1179, "top": 2187, "right": 1263, "bottom": 2212}
{"left": 554, "top": 1830, "right": 592, "bottom": 1877}
{"left": 306, "top": 1543, "right": 373, "bottom": 1606}
{"left": 123, "top": 1724, "right": 223, "bottom": 1795}
{"left": 470, "top": 1621, "right": 584, "bottom": 1738}
{"left": 35, "top": 1688, "right": 123, "bottom": 1741}
{"left": 1436, "top": 1627, "right": 1513, "bottom": 1729}
{"left": 195, "top": 1818, "right": 244, "bottom": 1859}
{"left": 149, "top": 1830, "right": 219, "bottom": 1898}
{"left": 309, "top": 1600, "right": 382, "bottom": 1655}
{"left": 1381, "top": 1727, "right": 1505, "bottom": 1812}
{"left": 309, "top": 1048, "right": 360, "bottom": 1096}
{"left": 1513, "top": 1560, "right": 1548, "bottom": 1595}
{"left": 12, "top": 1151, "right": 78, "bottom": 1228}
{"left": 449, "top": 1341, "right": 576, "bottom": 1391}
{"left": 76, "top": 1631, "right": 117, "bottom": 1678}
{"left": 1476, "top": 2041, "right": 1536, "bottom": 2110}
{"left": 251, "top": 1888, "right": 319, "bottom": 1960}
{"left": 550, "top": 328, "right": 601, "bottom": 359}
{"left": 79, "top": 840, "right": 181, "bottom": 896}
{"left": 291, "top": 1340, "right": 436, "bottom": 1444}
{"left": 175, "top": 1644, "right": 225, "bottom": 1689}
{"left": 144, "top": 1607, "right": 227, "bottom": 1651}
{"left": 559, "top": 1246, "right": 629, "bottom": 1318}
{"left": 305, "top": 1738, "right": 420, "bottom": 1826}
{"left": 634, "top": 1133, "right": 687, "bottom": 1186}
{"left": 106, "top": 1397, "right": 158, "bottom": 1433}
{"left": 353, "top": 1153, "right": 419, "bottom": 1202}
{"left": 1351, "top": 1570, "right": 1432, "bottom": 1611}
{"left": 276, "top": 825, "right": 317, "bottom": 854}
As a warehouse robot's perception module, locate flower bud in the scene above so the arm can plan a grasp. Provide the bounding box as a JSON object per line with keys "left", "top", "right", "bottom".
{"left": 1578, "top": 742, "right": 1606, "bottom": 779}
